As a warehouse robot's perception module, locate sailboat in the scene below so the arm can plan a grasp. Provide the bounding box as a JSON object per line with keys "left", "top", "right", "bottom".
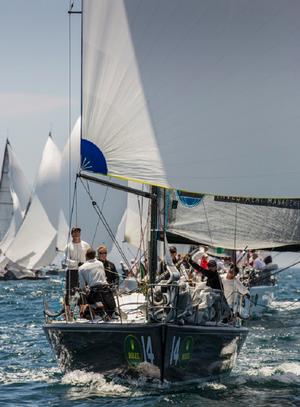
{"left": 4, "top": 134, "right": 62, "bottom": 279}
{"left": 42, "top": 0, "right": 267, "bottom": 384}
{"left": 0, "top": 140, "right": 31, "bottom": 278}
{"left": 165, "top": 191, "right": 300, "bottom": 317}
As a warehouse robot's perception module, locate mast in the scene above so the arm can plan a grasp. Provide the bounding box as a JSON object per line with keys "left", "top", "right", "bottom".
{"left": 149, "top": 186, "right": 158, "bottom": 285}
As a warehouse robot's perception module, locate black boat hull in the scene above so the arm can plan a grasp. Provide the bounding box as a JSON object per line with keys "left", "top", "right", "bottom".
{"left": 43, "top": 323, "right": 248, "bottom": 383}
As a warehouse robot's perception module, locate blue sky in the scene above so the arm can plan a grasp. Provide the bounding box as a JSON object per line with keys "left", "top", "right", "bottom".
{"left": 0, "top": 0, "right": 81, "bottom": 183}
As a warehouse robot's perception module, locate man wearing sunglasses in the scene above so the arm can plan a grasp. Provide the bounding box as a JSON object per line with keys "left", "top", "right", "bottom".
{"left": 97, "top": 245, "right": 119, "bottom": 290}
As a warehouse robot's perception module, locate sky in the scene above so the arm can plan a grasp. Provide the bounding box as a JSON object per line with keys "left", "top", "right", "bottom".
{"left": 0, "top": 1, "right": 300, "bottom": 267}
{"left": 0, "top": 0, "right": 81, "bottom": 183}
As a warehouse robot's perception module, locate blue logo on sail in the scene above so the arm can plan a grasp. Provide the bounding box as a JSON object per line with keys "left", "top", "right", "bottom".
{"left": 81, "top": 139, "right": 108, "bottom": 174}
{"left": 177, "top": 191, "right": 202, "bottom": 207}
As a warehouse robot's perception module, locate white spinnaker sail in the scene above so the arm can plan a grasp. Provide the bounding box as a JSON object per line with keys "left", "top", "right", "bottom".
{"left": 6, "top": 135, "right": 61, "bottom": 269}
{"left": 60, "top": 118, "right": 127, "bottom": 251}
{"left": 82, "top": 0, "right": 300, "bottom": 198}
{"left": 166, "top": 191, "right": 300, "bottom": 250}
{"left": 0, "top": 141, "right": 31, "bottom": 255}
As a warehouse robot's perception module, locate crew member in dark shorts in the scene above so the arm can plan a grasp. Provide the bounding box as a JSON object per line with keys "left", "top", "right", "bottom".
{"left": 64, "top": 227, "right": 90, "bottom": 305}
{"left": 79, "top": 248, "right": 118, "bottom": 319}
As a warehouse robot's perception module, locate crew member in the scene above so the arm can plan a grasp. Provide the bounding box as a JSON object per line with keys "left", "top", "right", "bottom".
{"left": 79, "top": 248, "right": 118, "bottom": 319}
{"left": 97, "top": 245, "right": 119, "bottom": 289}
{"left": 64, "top": 227, "right": 90, "bottom": 305}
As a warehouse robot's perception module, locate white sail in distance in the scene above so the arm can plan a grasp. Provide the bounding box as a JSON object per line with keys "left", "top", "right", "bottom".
{"left": 0, "top": 142, "right": 14, "bottom": 242}
{"left": 6, "top": 135, "right": 61, "bottom": 270}
{"left": 0, "top": 140, "right": 31, "bottom": 256}
{"left": 82, "top": 0, "right": 300, "bottom": 198}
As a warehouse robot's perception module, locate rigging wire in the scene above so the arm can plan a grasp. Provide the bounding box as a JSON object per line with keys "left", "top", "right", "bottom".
{"left": 68, "top": 0, "right": 73, "bottom": 231}
{"left": 233, "top": 203, "right": 238, "bottom": 265}
{"left": 91, "top": 184, "right": 109, "bottom": 247}
{"left": 79, "top": 177, "right": 131, "bottom": 269}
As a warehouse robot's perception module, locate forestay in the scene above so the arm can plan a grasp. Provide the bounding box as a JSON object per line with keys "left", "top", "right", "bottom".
{"left": 81, "top": 0, "right": 300, "bottom": 198}
{"left": 166, "top": 190, "right": 300, "bottom": 250}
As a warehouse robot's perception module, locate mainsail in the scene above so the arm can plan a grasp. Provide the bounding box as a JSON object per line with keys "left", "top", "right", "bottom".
{"left": 166, "top": 191, "right": 300, "bottom": 250}
{"left": 6, "top": 135, "right": 61, "bottom": 270}
{"left": 80, "top": 0, "right": 300, "bottom": 252}
{"left": 81, "top": 0, "right": 300, "bottom": 198}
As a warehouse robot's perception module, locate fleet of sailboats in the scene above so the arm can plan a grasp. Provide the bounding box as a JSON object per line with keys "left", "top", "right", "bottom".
{"left": 0, "top": 134, "right": 66, "bottom": 279}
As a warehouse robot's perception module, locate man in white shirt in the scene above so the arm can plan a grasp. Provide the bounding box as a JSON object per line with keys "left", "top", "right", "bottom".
{"left": 79, "top": 248, "right": 118, "bottom": 319}
{"left": 222, "top": 265, "right": 249, "bottom": 312}
{"left": 79, "top": 248, "right": 107, "bottom": 289}
{"left": 252, "top": 253, "right": 265, "bottom": 271}
{"left": 64, "top": 227, "right": 90, "bottom": 305}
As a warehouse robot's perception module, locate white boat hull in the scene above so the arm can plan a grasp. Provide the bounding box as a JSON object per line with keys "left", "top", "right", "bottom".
{"left": 249, "top": 285, "right": 276, "bottom": 317}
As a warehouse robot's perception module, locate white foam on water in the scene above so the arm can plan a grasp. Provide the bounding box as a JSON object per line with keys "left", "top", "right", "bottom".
{"left": 245, "top": 362, "right": 300, "bottom": 384}
{"left": 271, "top": 300, "right": 300, "bottom": 311}
{"left": 202, "top": 382, "right": 227, "bottom": 391}
{"left": 61, "top": 370, "right": 143, "bottom": 398}
{"left": 30, "top": 290, "right": 43, "bottom": 297}
{"left": 51, "top": 279, "right": 62, "bottom": 284}
{"left": 0, "top": 367, "right": 60, "bottom": 385}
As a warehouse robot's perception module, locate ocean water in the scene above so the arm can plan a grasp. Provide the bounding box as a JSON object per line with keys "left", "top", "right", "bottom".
{"left": 0, "top": 269, "right": 299, "bottom": 406}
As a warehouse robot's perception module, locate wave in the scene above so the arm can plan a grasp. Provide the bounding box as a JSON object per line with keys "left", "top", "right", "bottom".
{"left": 61, "top": 370, "right": 145, "bottom": 398}
{"left": 0, "top": 367, "right": 60, "bottom": 385}
{"left": 233, "top": 362, "right": 300, "bottom": 386}
{"left": 270, "top": 300, "right": 300, "bottom": 311}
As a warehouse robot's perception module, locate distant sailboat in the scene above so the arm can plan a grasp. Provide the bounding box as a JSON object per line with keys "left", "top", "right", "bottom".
{"left": 4, "top": 134, "right": 62, "bottom": 278}
{"left": 0, "top": 140, "right": 31, "bottom": 277}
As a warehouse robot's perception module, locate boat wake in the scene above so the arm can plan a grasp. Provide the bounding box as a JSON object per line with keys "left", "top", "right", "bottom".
{"left": 61, "top": 370, "right": 147, "bottom": 398}
{"left": 270, "top": 300, "right": 300, "bottom": 312}
{"left": 232, "top": 362, "right": 300, "bottom": 387}
{"left": 0, "top": 367, "right": 60, "bottom": 385}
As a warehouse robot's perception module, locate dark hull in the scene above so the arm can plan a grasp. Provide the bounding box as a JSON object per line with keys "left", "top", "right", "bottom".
{"left": 43, "top": 322, "right": 248, "bottom": 383}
